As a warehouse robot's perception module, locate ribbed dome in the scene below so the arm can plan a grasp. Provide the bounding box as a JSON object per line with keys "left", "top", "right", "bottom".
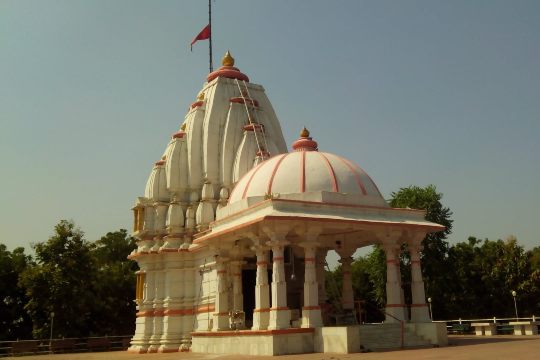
{"left": 228, "top": 129, "right": 387, "bottom": 207}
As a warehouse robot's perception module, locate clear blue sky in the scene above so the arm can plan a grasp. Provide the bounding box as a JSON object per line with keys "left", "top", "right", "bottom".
{"left": 1, "top": 0, "right": 539, "bottom": 253}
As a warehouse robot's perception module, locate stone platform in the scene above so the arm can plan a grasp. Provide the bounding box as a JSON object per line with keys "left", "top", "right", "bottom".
{"left": 191, "top": 322, "right": 447, "bottom": 355}
{"left": 191, "top": 328, "right": 314, "bottom": 356}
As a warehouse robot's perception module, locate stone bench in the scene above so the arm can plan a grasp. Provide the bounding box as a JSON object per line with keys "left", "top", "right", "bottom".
{"left": 471, "top": 323, "right": 497, "bottom": 336}
{"left": 509, "top": 321, "right": 539, "bottom": 335}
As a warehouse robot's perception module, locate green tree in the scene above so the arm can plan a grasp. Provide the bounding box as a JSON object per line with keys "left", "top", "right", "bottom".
{"left": 351, "top": 251, "right": 385, "bottom": 322}
{"left": 0, "top": 245, "right": 33, "bottom": 340}
{"left": 19, "top": 220, "right": 97, "bottom": 338}
{"left": 446, "top": 236, "right": 538, "bottom": 318}
{"left": 91, "top": 229, "right": 137, "bottom": 335}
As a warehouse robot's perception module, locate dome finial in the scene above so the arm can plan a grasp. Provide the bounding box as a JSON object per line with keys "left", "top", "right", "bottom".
{"left": 292, "top": 127, "right": 318, "bottom": 151}
{"left": 222, "top": 50, "right": 235, "bottom": 66}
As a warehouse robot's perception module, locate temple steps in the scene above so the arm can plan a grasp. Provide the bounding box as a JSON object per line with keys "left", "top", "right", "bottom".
{"left": 359, "top": 323, "right": 432, "bottom": 351}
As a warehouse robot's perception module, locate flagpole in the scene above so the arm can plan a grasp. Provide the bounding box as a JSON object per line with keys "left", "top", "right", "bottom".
{"left": 208, "top": 0, "right": 213, "bottom": 73}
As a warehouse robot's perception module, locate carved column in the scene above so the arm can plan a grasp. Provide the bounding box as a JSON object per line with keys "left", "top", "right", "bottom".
{"left": 409, "top": 237, "right": 430, "bottom": 322}
{"left": 230, "top": 260, "right": 244, "bottom": 313}
{"left": 212, "top": 256, "right": 230, "bottom": 331}
{"left": 252, "top": 245, "right": 270, "bottom": 330}
{"left": 264, "top": 226, "right": 291, "bottom": 330}
{"left": 339, "top": 256, "right": 354, "bottom": 311}
{"left": 336, "top": 244, "right": 356, "bottom": 312}
{"left": 382, "top": 241, "right": 406, "bottom": 322}
{"left": 300, "top": 241, "right": 323, "bottom": 328}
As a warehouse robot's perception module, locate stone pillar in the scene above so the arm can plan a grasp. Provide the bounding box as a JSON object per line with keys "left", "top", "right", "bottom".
{"left": 252, "top": 246, "right": 270, "bottom": 330}
{"left": 212, "top": 256, "right": 230, "bottom": 331}
{"left": 409, "top": 241, "right": 430, "bottom": 322}
{"left": 339, "top": 256, "right": 354, "bottom": 311}
{"left": 382, "top": 243, "right": 406, "bottom": 322}
{"left": 230, "top": 260, "right": 244, "bottom": 312}
{"left": 265, "top": 227, "right": 291, "bottom": 330}
{"left": 300, "top": 243, "right": 323, "bottom": 328}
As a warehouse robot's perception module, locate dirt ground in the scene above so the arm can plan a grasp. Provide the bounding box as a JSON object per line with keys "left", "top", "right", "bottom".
{"left": 17, "top": 335, "right": 540, "bottom": 360}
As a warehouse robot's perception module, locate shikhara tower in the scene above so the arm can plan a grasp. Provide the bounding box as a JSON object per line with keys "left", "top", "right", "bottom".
{"left": 128, "top": 52, "right": 448, "bottom": 355}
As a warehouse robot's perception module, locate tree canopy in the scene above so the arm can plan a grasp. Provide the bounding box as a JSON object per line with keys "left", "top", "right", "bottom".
{"left": 0, "top": 245, "right": 33, "bottom": 340}
{"left": 0, "top": 221, "right": 137, "bottom": 341}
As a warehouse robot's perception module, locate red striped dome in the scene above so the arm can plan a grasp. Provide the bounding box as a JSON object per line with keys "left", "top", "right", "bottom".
{"left": 228, "top": 129, "right": 386, "bottom": 207}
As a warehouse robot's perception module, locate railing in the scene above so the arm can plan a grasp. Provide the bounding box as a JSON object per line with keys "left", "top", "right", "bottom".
{"left": 0, "top": 335, "right": 132, "bottom": 357}
{"left": 440, "top": 316, "right": 538, "bottom": 335}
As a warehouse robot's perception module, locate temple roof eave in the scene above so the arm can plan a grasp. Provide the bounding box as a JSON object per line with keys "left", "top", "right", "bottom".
{"left": 191, "top": 198, "right": 445, "bottom": 247}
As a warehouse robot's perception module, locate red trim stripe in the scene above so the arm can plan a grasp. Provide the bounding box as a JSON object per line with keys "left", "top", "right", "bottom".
{"left": 344, "top": 157, "right": 383, "bottom": 197}
{"left": 339, "top": 156, "right": 367, "bottom": 195}
{"left": 300, "top": 151, "right": 306, "bottom": 192}
{"left": 267, "top": 154, "right": 288, "bottom": 195}
{"left": 253, "top": 308, "right": 270, "bottom": 313}
{"left": 240, "top": 160, "right": 266, "bottom": 199}
{"left": 318, "top": 152, "right": 339, "bottom": 192}
{"left": 270, "top": 307, "right": 289, "bottom": 311}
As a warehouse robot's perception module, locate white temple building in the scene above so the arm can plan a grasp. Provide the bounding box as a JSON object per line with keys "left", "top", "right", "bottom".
{"left": 128, "top": 51, "right": 448, "bottom": 355}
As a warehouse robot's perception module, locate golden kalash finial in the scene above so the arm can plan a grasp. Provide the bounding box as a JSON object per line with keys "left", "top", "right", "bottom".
{"left": 300, "top": 126, "right": 310, "bottom": 138}
{"left": 222, "top": 50, "right": 235, "bottom": 66}
{"left": 180, "top": 122, "right": 187, "bottom": 131}
{"left": 197, "top": 92, "right": 205, "bottom": 100}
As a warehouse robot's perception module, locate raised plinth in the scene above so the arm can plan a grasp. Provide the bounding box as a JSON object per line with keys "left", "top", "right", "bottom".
{"left": 191, "top": 328, "right": 314, "bottom": 356}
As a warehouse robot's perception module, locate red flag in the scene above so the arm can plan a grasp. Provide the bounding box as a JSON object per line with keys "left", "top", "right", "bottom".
{"left": 190, "top": 24, "right": 211, "bottom": 51}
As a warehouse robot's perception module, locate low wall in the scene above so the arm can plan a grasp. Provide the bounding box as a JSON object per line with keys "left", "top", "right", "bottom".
{"left": 314, "top": 326, "right": 361, "bottom": 353}
{"left": 191, "top": 328, "right": 314, "bottom": 356}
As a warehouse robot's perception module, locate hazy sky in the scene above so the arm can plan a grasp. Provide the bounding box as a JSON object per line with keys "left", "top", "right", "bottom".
{"left": 1, "top": 0, "right": 539, "bottom": 255}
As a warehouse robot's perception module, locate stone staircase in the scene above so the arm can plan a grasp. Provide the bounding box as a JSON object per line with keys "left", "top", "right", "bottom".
{"left": 358, "top": 323, "right": 432, "bottom": 351}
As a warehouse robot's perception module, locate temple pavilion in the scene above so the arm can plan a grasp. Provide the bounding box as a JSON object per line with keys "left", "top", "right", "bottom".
{"left": 127, "top": 51, "right": 448, "bottom": 355}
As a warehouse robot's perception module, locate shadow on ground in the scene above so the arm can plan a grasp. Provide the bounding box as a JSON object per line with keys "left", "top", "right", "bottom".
{"left": 448, "top": 335, "right": 540, "bottom": 346}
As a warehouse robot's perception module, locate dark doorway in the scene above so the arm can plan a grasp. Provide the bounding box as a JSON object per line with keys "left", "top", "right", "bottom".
{"left": 242, "top": 269, "right": 256, "bottom": 328}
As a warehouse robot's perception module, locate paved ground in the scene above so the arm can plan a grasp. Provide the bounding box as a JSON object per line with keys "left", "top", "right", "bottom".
{"left": 17, "top": 336, "right": 540, "bottom": 360}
